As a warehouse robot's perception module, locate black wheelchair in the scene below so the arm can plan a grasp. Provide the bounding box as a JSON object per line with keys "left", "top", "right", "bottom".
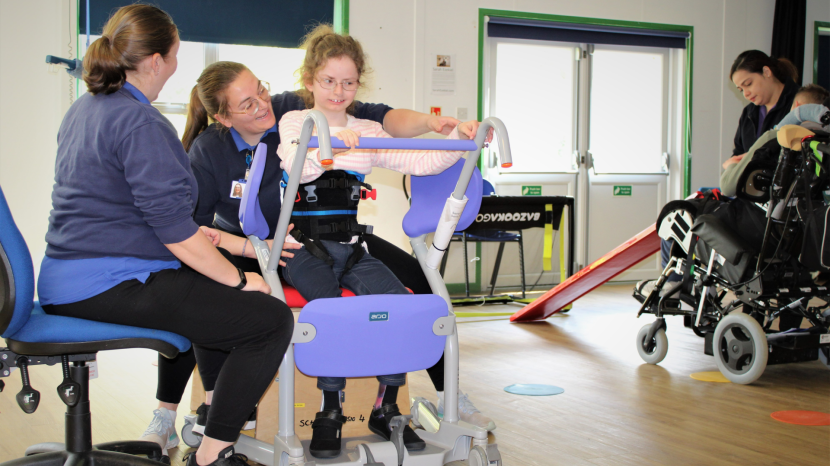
{"left": 633, "top": 125, "right": 830, "bottom": 384}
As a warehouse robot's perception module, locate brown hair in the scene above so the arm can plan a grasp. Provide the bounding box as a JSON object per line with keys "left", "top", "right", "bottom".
{"left": 83, "top": 4, "right": 178, "bottom": 95}
{"left": 794, "top": 83, "right": 830, "bottom": 106}
{"left": 295, "top": 24, "right": 369, "bottom": 114}
{"left": 729, "top": 50, "right": 798, "bottom": 84}
{"left": 181, "top": 61, "right": 249, "bottom": 152}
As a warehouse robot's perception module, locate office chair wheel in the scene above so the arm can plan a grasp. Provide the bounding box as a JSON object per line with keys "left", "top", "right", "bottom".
{"left": 181, "top": 415, "right": 202, "bottom": 448}
{"left": 713, "top": 312, "right": 768, "bottom": 384}
{"left": 636, "top": 324, "right": 668, "bottom": 364}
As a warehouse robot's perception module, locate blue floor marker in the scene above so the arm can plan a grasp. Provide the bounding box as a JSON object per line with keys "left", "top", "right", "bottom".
{"left": 504, "top": 384, "right": 564, "bottom": 396}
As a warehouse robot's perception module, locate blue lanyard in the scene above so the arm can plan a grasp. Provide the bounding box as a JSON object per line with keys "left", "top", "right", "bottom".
{"left": 244, "top": 150, "right": 253, "bottom": 181}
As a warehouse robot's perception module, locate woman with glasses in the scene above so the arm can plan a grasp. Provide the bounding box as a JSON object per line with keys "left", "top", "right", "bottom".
{"left": 36, "top": 6, "right": 294, "bottom": 466}
{"left": 140, "top": 59, "right": 495, "bottom": 451}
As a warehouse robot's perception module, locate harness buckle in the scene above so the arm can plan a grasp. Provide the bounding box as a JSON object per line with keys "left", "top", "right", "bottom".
{"left": 361, "top": 189, "right": 377, "bottom": 200}
{"left": 351, "top": 186, "right": 360, "bottom": 201}
{"left": 305, "top": 186, "right": 318, "bottom": 203}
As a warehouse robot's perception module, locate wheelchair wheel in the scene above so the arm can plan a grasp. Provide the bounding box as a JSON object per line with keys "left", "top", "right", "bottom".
{"left": 181, "top": 417, "right": 202, "bottom": 448}
{"left": 713, "top": 312, "right": 768, "bottom": 384}
{"left": 636, "top": 324, "right": 668, "bottom": 364}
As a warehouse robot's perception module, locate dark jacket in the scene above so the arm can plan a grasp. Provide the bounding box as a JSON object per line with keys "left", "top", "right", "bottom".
{"left": 188, "top": 91, "right": 392, "bottom": 239}
{"left": 732, "top": 80, "right": 799, "bottom": 156}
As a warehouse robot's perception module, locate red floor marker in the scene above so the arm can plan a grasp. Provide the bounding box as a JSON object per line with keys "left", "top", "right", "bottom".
{"left": 770, "top": 410, "right": 830, "bottom": 426}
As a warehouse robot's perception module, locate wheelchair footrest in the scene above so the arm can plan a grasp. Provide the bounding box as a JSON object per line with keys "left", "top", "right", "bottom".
{"left": 767, "top": 331, "right": 830, "bottom": 351}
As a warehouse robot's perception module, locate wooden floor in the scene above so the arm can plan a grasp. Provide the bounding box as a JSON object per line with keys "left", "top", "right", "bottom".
{"left": 2, "top": 284, "right": 829, "bottom": 465}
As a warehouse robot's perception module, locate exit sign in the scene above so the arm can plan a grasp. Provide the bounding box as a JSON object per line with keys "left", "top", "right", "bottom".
{"left": 613, "top": 186, "right": 632, "bottom": 196}
{"left": 522, "top": 186, "right": 542, "bottom": 196}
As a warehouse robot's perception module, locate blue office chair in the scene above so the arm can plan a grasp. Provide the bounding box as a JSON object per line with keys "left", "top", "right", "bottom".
{"left": 0, "top": 186, "right": 190, "bottom": 466}
{"left": 440, "top": 179, "right": 526, "bottom": 298}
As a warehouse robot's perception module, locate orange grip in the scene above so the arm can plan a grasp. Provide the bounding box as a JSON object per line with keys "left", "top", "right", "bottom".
{"left": 501, "top": 162, "right": 513, "bottom": 168}
{"left": 321, "top": 159, "right": 334, "bottom": 166}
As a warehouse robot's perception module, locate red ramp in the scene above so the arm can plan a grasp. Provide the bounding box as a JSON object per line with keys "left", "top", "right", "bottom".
{"left": 510, "top": 224, "right": 660, "bottom": 322}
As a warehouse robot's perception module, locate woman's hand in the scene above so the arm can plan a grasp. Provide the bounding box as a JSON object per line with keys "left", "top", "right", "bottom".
{"left": 278, "top": 224, "right": 302, "bottom": 266}
{"left": 723, "top": 153, "right": 745, "bottom": 169}
{"left": 427, "top": 116, "right": 461, "bottom": 135}
{"left": 256, "top": 224, "right": 302, "bottom": 266}
{"left": 199, "top": 226, "right": 221, "bottom": 246}
{"left": 456, "top": 120, "right": 495, "bottom": 143}
{"left": 242, "top": 272, "right": 271, "bottom": 294}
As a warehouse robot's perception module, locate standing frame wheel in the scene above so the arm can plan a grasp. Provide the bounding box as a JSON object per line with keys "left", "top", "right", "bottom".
{"left": 713, "top": 312, "right": 768, "bottom": 384}
{"left": 636, "top": 323, "right": 669, "bottom": 364}
{"left": 181, "top": 415, "right": 202, "bottom": 448}
{"left": 467, "top": 447, "right": 487, "bottom": 466}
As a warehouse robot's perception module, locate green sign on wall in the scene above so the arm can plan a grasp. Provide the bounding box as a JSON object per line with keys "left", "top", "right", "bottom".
{"left": 613, "top": 186, "right": 632, "bottom": 196}
{"left": 522, "top": 186, "right": 542, "bottom": 196}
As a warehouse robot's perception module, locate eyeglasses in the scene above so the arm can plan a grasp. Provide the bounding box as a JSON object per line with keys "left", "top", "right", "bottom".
{"left": 316, "top": 76, "right": 359, "bottom": 91}
{"left": 229, "top": 81, "right": 270, "bottom": 116}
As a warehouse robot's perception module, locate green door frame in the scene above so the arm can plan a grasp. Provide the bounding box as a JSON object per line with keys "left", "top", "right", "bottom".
{"left": 334, "top": 0, "right": 350, "bottom": 35}
{"left": 470, "top": 8, "right": 694, "bottom": 293}
{"left": 814, "top": 21, "right": 830, "bottom": 84}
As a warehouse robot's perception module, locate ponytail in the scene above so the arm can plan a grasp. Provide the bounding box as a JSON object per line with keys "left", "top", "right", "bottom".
{"left": 182, "top": 85, "right": 209, "bottom": 152}
{"left": 775, "top": 58, "right": 798, "bottom": 84}
{"left": 83, "top": 35, "right": 129, "bottom": 95}
{"left": 83, "top": 4, "right": 178, "bottom": 95}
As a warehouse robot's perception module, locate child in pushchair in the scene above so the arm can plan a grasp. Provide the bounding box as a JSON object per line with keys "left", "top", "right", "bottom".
{"left": 633, "top": 97, "right": 830, "bottom": 384}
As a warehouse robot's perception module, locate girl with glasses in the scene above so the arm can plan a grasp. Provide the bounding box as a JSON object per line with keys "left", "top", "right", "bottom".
{"left": 276, "top": 24, "right": 485, "bottom": 459}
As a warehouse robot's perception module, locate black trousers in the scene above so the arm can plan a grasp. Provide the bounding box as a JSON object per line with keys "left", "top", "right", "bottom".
{"left": 43, "top": 250, "right": 294, "bottom": 442}
{"left": 154, "top": 233, "right": 446, "bottom": 410}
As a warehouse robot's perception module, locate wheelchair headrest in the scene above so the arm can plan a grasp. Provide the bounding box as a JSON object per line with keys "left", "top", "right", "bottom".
{"left": 0, "top": 186, "right": 35, "bottom": 337}
{"left": 778, "top": 125, "right": 815, "bottom": 150}
{"left": 238, "top": 143, "right": 270, "bottom": 240}
{"left": 402, "top": 160, "right": 483, "bottom": 237}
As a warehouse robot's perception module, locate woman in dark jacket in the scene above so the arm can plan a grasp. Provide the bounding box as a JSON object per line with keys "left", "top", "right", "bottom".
{"left": 726, "top": 50, "right": 800, "bottom": 166}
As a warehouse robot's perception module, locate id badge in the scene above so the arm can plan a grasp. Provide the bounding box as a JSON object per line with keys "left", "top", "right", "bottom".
{"left": 230, "top": 179, "right": 247, "bottom": 199}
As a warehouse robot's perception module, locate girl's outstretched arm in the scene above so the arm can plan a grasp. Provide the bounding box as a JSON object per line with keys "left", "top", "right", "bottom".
{"left": 383, "top": 109, "right": 461, "bottom": 137}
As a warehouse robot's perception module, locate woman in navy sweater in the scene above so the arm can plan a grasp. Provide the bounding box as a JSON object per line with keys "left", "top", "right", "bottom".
{"left": 37, "top": 6, "right": 291, "bottom": 466}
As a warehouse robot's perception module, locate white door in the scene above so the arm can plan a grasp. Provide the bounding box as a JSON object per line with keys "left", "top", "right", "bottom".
{"left": 582, "top": 45, "right": 674, "bottom": 281}
{"left": 482, "top": 38, "right": 580, "bottom": 289}
{"left": 484, "top": 39, "right": 685, "bottom": 287}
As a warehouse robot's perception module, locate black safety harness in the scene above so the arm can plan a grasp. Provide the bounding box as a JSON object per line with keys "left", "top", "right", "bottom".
{"left": 287, "top": 170, "right": 376, "bottom": 274}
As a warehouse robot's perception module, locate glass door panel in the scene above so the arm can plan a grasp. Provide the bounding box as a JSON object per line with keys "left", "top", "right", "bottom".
{"left": 589, "top": 46, "right": 667, "bottom": 174}
{"left": 491, "top": 40, "right": 577, "bottom": 173}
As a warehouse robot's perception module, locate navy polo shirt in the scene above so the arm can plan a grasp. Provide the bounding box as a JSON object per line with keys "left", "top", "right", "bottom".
{"left": 189, "top": 90, "right": 392, "bottom": 239}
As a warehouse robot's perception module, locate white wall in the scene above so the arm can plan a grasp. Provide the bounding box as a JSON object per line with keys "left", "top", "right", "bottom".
{"left": 1, "top": 0, "right": 76, "bottom": 279}
{"left": 2, "top": 0, "right": 829, "bottom": 282}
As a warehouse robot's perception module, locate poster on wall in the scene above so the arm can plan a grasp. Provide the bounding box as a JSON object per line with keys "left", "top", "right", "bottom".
{"left": 431, "top": 54, "right": 455, "bottom": 95}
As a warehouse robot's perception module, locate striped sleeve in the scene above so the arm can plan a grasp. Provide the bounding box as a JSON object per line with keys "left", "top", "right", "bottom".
{"left": 327, "top": 118, "right": 465, "bottom": 176}
{"left": 277, "top": 110, "right": 328, "bottom": 183}
{"left": 362, "top": 120, "right": 465, "bottom": 176}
